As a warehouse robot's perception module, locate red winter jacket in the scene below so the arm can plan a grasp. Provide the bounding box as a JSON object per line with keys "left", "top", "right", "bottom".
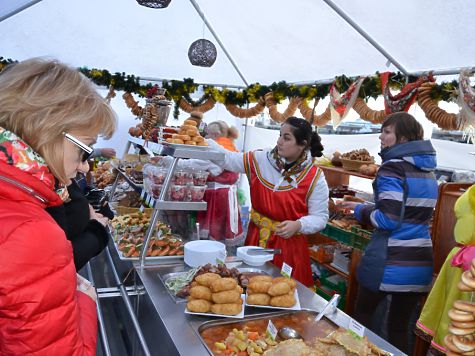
{"left": 0, "top": 160, "right": 98, "bottom": 355}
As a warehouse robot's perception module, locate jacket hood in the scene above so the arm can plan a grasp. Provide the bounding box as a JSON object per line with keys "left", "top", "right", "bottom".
{"left": 380, "top": 140, "right": 437, "bottom": 171}
{"left": 0, "top": 127, "right": 64, "bottom": 207}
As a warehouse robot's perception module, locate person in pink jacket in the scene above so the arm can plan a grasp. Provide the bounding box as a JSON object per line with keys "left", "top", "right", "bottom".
{"left": 0, "top": 58, "right": 116, "bottom": 355}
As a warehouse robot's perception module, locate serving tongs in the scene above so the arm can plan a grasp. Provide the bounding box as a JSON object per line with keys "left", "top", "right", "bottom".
{"left": 246, "top": 248, "right": 282, "bottom": 256}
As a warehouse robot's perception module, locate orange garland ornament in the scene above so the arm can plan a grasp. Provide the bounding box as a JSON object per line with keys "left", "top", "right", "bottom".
{"left": 298, "top": 99, "right": 331, "bottom": 127}
{"left": 178, "top": 96, "right": 216, "bottom": 113}
{"left": 224, "top": 97, "right": 265, "bottom": 118}
{"left": 417, "top": 82, "right": 460, "bottom": 130}
{"left": 264, "top": 93, "right": 301, "bottom": 123}
{"left": 352, "top": 98, "right": 386, "bottom": 124}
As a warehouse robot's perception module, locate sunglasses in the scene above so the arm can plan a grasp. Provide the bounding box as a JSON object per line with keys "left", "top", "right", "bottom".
{"left": 63, "top": 133, "right": 94, "bottom": 162}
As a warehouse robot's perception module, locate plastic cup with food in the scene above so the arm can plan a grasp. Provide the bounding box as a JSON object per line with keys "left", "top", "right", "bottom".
{"left": 173, "top": 169, "right": 193, "bottom": 186}
{"left": 170, "top": 185, "right": 187, "bottom": 201}
{"left": 151, "top": 183, "right": 163, "bottom": 199}
{"left": 190, "top": 185, "right": 206, "bottom": 201}
{"left": 193, "top": 170, "right": 209, "bottom": 186}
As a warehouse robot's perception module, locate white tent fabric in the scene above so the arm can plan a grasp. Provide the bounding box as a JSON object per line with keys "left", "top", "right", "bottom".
{"left": 1, "top": 0, "right": 474, "bottom": 86}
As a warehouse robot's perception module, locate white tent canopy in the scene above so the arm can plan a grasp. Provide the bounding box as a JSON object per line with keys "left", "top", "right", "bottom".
{"left": 1, "top": 0, "right": 474, "bottom": 86}
{"left": 1, "top": 0, "right": 474, "bottom": 183}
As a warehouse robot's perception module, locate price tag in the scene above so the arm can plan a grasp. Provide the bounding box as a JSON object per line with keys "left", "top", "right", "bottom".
{"left": 348, "top": 318, "right": 365, "bottom": 339}
{"left": 280, "top": 262, "right": 293, "bottom": 278}
{"left": 140, "top": 189, "right": 145, "bottom": 199}
{"left": 266, "top": 320, "right": 278, "bottom": 341}
{"left": 149, "top": 197, "right": 156, "bottom": 208}
{"left": 145, "top": 195, "right": 152, "bottom": 207}
{"left": 139, "top": 205, "right": 145, "bottom": 213}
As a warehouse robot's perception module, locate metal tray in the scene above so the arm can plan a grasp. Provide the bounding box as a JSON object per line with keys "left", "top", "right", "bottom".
{"left": 196, "top": 309, "right": 338, "bottom": 355}
{"left": 159, "top": 267, "right": 270, "bottom": 304}
{"left": 159, "top": 271, "right": 191, "bottom": 303}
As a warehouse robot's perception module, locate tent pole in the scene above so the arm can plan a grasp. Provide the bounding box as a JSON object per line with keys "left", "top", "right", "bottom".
{"left": 322, "top": 0, "right": 409, "bottom": 76}
{"left": 0, "top": 0, "right": 42, "bottom": 23}
{"left": 188, "top": 0, "right": 249, "bottom": 86}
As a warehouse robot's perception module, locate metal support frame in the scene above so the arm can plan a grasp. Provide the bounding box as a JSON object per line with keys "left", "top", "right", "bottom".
{"left": 188, "top": 0, "right": 249, "bottom": 86}
{"left": 86, "top": 263, "right": 112, "bottom": 356}
{"left": 322, "top": 0, "right": 408, "bottom": 75}
{"left": 105, "top": 248, "right": 152, "bottom": 356}
{"left": 0, "top": 0, "right": 42, "bottom": 23}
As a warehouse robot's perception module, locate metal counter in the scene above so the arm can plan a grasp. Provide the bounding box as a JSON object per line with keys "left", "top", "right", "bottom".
{"left": 133, "top": 261, "right": 405, "bottom": 356}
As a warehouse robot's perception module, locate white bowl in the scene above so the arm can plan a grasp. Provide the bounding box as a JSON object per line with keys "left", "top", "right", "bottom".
{"left": 237, "top": 246, "right": 274, "bottom": 267}
{"left": 184, "top": 240, "right": 226, "bottom": 267}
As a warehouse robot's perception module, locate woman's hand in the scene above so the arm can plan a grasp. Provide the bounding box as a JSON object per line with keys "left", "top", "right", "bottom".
{"left": 77, "top": 274, "right": 97, "bottom": 302}
{"left": 276, "top": 220, "right": 301, "bottom": 239}
{"left": 89, "top": 204, "right": 109, "bottom": 226}
{"left": 339, "top": 201, "right": 359, "bottom": 210}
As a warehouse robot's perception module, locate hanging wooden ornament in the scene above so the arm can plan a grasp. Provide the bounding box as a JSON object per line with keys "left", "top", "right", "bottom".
{"left": 136, "top": 0, "right": 171, "bottom": 9}
{"left": 188, "top": 39, "right": 217, "bottom": 67}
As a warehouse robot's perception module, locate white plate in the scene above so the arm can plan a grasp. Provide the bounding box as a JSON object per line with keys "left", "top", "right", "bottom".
{"left": 185, "top": 294, "right": 246, "bottom": 319}
{"left": 245, "top": 289, "right": 301, "bottom": 311}
{"left": 113, "top": 241, "right": 184, "bottom": 261}
{"left": 159, "top": 141, "right": 209, "bottom": 150}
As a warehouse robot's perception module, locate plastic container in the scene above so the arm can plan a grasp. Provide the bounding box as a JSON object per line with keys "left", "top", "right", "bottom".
{"left": 150, "top": 183, "right": 163, "bottom": 199}
{"left": 169, "top": 185, "right": 187, "bottom": 201}
{"left": 189, "top": 185, "right": 206, "bottom": 201}
{"left": 151, "top": 167, "right": 167, "bottom": 185}
{"left": 193, "top": 170, "right": 209, "bottom": 186}
{"left": 173, "top": 169, "right": 193, "bottom": 186}
{"left": 237, "top": 246, "right": 274, "bottom": 266}
{"left": 184, "top": 240, "right": 226, "bottom": 267}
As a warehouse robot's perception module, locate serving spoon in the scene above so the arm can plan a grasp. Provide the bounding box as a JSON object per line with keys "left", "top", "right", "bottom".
{"left": 278, "top": 294, "right": 341, "bottom": 340}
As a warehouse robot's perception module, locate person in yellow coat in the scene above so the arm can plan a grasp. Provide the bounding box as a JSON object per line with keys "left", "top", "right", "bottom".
{"left": 416, "top": 184, "right": 475, "bottom": 354}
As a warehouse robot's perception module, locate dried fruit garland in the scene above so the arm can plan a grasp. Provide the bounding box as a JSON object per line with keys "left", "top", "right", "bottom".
{"left": 417, "top": 82, "right": 459, "bottom": 130}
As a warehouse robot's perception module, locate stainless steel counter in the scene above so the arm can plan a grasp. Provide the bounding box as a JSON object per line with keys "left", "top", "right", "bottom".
{"left": 134, "top": 261, "right": 405, "bottom": 356}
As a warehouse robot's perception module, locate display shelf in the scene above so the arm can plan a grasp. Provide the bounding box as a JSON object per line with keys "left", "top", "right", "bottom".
{"left": 127, "top": 135, "right": 224, "bottom": 161}
{"left": 139, "top": 191, "right": 207, "bottom": 211}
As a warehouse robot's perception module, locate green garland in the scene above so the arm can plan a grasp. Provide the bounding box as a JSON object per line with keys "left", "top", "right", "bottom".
{"left": 0, "top": 56, "right": 462, "bottom": 105}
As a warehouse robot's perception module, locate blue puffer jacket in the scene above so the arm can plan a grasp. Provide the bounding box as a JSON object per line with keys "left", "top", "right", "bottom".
{"left": 355, "top": 140, "right": 438, "bottom": 292}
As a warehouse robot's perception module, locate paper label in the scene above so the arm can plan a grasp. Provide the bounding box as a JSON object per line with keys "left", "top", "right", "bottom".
{"left": 145, "top": 195, "right": 152, "bottom": 207}
{"left": 348, "top": 318, "right": 365, "bottom": 338}
{"left": 280, "top": 262, "right": 293, "bottom": 278}
{"left": 139, "top": 205, "right": 145, "bottom": 213}
{"left": 266, "top": 320, "right": 278, "bottom": 341}
{"left": 149, "top": 197, "right": 156, "bottom": 208}
{"left": 140, "top": 189, "right": 145, "bottom": 199}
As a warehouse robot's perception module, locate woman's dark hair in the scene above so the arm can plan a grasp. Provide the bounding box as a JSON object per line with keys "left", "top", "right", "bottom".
{"left": 382, "top": 112, "right": 424, "bottom": 142}
{"left": 284, "top": 117, "right": 324, "bottom": 157}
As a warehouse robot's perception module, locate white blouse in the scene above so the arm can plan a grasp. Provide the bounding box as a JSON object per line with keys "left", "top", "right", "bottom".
{"left": 208, "top": 140, "right": 329, "bottom": 234}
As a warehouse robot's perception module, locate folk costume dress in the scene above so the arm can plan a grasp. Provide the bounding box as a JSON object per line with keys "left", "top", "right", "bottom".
{"left": 210, "top": 141, "right": 329, "bottom": 286}
{"left": 197, "top": 136, "right": 244, "bottom": 245}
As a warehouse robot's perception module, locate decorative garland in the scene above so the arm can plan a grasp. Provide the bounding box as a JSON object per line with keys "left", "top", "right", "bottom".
{"left": 296, "top": 99, "right": 331, "bottom": 126}
{"left": 265, "top": 93, "right": 301, "bottom": 123}
{"left": 225, "top": 98, "right": 265, "bottom": 118}
{"left": 1, "top": 56, "right": 472, "bottom": 131}
{"left": 417, "top": 82, "right": 459, "bottom": 130}
{"left": 178, "top": 96, "right": 216, "bottom": 113}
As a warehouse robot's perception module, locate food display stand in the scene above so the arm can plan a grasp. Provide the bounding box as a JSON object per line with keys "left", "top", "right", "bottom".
{"left": 86, "top": 139, "right": 405, "bottom": 355}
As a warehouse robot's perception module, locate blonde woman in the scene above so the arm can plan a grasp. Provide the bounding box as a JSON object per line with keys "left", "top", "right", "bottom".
{"left": 0, "top": 58, "right": 116, "bottom": 355}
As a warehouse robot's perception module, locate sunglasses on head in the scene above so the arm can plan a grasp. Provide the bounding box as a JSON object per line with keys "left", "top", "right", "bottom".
{"left": 63, "top": 132, "right": 94, "bottom": 162}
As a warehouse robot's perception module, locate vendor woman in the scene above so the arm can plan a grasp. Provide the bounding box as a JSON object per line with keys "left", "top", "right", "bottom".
{"left": 209, "top": 117, "right": 329, "bottom": 286}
